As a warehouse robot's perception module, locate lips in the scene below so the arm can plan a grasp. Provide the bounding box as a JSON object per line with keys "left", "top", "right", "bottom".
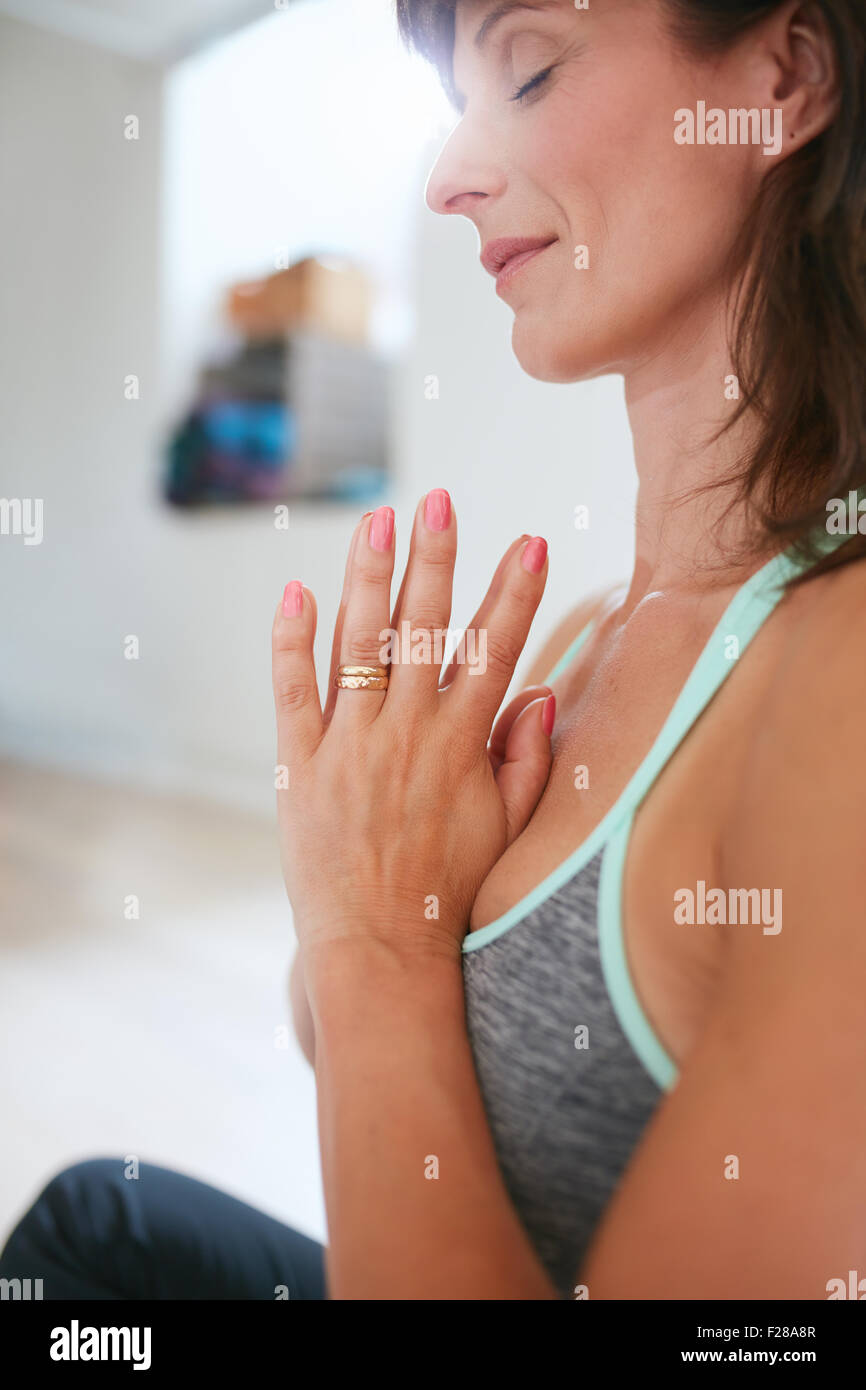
{"left": 480, "top": 235, "right": 557, "bottom": 284}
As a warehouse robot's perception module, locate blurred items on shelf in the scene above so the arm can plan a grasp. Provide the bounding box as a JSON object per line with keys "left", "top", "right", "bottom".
{"left": 227, "top": 256, "right": 371, "bottom": 345}
{"left": 165, "top": 257, "right": 388, "bottom": 507}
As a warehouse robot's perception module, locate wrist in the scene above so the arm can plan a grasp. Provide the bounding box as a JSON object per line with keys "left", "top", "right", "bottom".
{"left": 298, "top": 917, "right": 461, "bottom": 976}
{"left": 300, "top": 930, "right": 464, "bottom": 1038}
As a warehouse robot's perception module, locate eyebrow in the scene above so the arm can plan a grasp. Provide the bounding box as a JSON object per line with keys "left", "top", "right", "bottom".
{"left": 474, "top": 1, "right": 561, "bottom": 50}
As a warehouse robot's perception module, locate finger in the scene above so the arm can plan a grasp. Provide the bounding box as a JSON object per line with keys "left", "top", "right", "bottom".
{"left": 389, "top": 489, "right": 461, "bottom": 631}
{"left": 322, "top": 511, "right": 374, "bottom": 728}
{"left": 333, "top": 504, "right": 396, "bottom": 731}
{"left": 272, "top": 580, "right": 323, "bottom": 766}
{"left": 386, "top": 489, "right": 457, "bottom": 704}
{"left": 449, "top": 535, "right": 549, "bottom": 740}
{"left": 438, "top": 533, "right": 531, "bottom": 690}
{"left": 488, "top": 684, "right": 552, "bottom": 773}
{"left": 494, "top": 693, "right": 555, "bottom": 845}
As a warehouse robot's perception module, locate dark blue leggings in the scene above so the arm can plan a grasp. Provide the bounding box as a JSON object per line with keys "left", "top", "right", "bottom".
{"left": 0, "top": 1159, "right": 328, "bottom": 1300}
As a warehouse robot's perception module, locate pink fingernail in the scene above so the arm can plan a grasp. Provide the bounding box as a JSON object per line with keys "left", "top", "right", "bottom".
{"left": 424, "top": 489, "right": 451, "bottom": 532}
{"left": 282, "top": 580, "right": 304, "bottom": 617}
{"left": 521, "top": 537, "right": 548, "bottom": 574}
{"left": 542, "top": 693, "right": 556, "bottom": 737}
{"left": 369, "top": 506, "right": 394, "bottom": 551}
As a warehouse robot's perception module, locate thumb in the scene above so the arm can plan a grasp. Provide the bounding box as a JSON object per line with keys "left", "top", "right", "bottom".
{"left": 494, "top": 693, "right": 555, "bottom": 845}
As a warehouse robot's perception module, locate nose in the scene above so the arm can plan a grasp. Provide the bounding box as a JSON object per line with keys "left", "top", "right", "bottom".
{"left": 424, "top": 117, "right": 506, "bottom": 218}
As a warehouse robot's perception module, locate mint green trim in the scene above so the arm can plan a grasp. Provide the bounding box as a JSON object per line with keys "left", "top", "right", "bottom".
{"left": 463, "top": 535, "right": 844, "bottom": 956}
{"left": 463, "top": 775, "right": 635, "bottom": 951}
{"left": 541, "top": 618, "right": 595, "bottom": 686}
{"left": 598, "top": 814, "right": 678, "bottom": 1091}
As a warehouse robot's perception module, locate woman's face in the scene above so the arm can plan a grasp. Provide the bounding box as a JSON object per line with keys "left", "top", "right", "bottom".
{"left": 425, "top": 0, "right": 768, "bottom": 383}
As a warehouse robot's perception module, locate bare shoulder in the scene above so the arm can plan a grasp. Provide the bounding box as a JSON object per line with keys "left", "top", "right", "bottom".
{"left": 723, "top": 556, "right": 866, "bottom": 964}
{"left": 522, "top": 582, "right": 624, "bottom": 688}
{"left": 740, "top": 556, "right": 866, "bottom": 786}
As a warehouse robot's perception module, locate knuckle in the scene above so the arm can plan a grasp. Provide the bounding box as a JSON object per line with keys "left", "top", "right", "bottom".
{"left": 275, "top": 679, "right": 317, "bottom": 717}
{"left": 505, "top": 580, "right": 538, "bottom": 621}
{"left": 353, "top": 556, "right": 390, "bottom": 589}
{"left": 272, "top": 624, "right": 305, "bottom": 658}
{"left": 484, "top": 628, "right": 522, "bottom": 675}
{"left": 344, "top": 625, "right": 390, "bottom": 665}
{"left": 404, "top": 606, "right": 448, "bottom": 639}
{"left": 414, "top": 542, "right": 455, "bottom": 572}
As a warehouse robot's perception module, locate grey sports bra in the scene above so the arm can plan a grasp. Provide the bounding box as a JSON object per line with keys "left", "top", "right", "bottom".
{"left": 461, "top": 535, "right": 844, "bottom": 1298}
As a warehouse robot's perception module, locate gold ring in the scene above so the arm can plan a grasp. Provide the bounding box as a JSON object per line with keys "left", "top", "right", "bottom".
{"left": 335, "top": 664, "right": 389, "bottom": 690}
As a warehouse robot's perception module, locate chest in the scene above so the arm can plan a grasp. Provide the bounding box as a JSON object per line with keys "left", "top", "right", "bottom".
{"left": 468, "top": 609, "right": 766, "bottom": 1068}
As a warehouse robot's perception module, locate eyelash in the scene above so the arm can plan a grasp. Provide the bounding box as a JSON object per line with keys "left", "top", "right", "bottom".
{"left": 510, "top": 66, "right": 553, "bottom": 104}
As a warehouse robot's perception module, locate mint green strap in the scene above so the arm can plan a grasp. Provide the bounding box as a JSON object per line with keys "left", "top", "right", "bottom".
{"left": 598, "top": 812, "right": 678, "bottom": 1091}
{"left": 595, "top": 532, "right": 853, "bottom": 1088}
{"left": 600, "top": 547, "right": 789, "bottom": 816}
{"left": 541, "top": 618, "right": 596, "bottom": 686}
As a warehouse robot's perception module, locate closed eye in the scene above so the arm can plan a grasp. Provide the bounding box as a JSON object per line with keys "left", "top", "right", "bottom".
{"left": 509, "top": 65, "right": 554, "bottom": 104}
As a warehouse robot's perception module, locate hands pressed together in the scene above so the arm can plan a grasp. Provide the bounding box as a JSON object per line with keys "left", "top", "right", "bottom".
{"left": 271, "top": 490, "right": 555, "bottom": 963}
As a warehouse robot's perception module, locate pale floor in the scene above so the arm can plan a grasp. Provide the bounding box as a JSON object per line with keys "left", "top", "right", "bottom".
{"left": 0, "top": 759, "right": 325, "bottom": 1254}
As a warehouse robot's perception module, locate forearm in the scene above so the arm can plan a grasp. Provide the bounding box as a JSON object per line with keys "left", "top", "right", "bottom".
{"left": 305, "top": 934, "right": 557, "bottom": 1300}
{"left": 289, "top": 951, "right": 315, "bottom": 1066}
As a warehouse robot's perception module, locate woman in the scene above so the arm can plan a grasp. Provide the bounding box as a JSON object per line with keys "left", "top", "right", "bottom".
{"left": 3, "top": 0, "right": 864, "bottom": 1300}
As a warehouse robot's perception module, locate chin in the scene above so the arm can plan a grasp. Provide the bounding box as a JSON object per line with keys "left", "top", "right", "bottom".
{"left": 511, "top": 317, "right": 603, "bottom": 384}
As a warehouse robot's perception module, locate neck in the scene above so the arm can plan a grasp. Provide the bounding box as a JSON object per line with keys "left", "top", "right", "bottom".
{"left": 621, "top": 295, "right": 769, "bottom": 611}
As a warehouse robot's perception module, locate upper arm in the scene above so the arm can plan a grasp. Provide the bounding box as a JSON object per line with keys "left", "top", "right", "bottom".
{"left": 578, "top": 568, "right": 866, "bottom": 1298}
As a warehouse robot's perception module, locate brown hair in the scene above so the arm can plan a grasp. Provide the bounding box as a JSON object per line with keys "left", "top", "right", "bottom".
{"left": 395, "top": 0, "right": 866, "bottom": 582}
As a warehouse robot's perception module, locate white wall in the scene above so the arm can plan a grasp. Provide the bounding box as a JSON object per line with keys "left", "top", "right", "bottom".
{"left": 0, "top": 15, "right": 172, "bottom": 784}
{"left": 0, "top": 10, "right": 636, "bottom": 815}
{"left": 0, "top": 12, "right": 380, "bottom": 811}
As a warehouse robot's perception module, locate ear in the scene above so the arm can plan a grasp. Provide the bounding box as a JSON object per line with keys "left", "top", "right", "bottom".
{"left": 756, "top": 0, "right": 840, "bottom": 158}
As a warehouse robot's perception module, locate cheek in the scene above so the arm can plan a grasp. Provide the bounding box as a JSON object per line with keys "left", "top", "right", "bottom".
{"left": 543, "top": 88, "right": 753, "bottom": 307}
{"left": 507, "top": 50, "right": 761, "bottom": 381}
